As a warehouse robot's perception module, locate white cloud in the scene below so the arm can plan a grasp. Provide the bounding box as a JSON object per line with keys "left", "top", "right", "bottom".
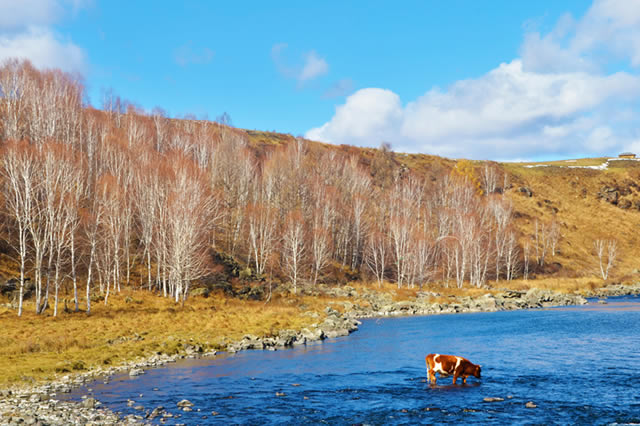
{"left": 306, "top": 0, "right": 640, "bottom": 160}
{"left": 0, "top": 0, "right": 62, "bottom": 31}
{"left": 0, "top": 0, "right": 87, "bottom": 73}
{"left": 174, "top": 42, "right": 214, "bottom": 67}
{"left": 0, "top": 27, "right": 86, "bottom": 73}
{"left": 299, "top": 50, "right": 328, "bottom": 82}
{"left": 307, "top": 88, "right": 402, "bottom": 143}
{"left": 272, "top": 43, "right": 328, "bottom": 85}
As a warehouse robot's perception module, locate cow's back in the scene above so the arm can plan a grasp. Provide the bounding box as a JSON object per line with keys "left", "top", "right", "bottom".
{"left": 426, "top": 353, "right": 463, "bottom": 375}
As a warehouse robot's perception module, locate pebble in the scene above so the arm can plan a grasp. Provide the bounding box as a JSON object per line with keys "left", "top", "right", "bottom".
{"left": 483, "top": 397, "right": 505, "bottom": 403}
{"left": 177, "top": 399, "right": 194, "bottom": 407}
{"left": 525, "top": 401, "right": 538, "bottom": 408}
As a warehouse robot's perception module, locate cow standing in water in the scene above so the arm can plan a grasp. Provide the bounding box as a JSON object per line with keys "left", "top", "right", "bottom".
{"left": 425, "top": 353, "right": 481, "bottom": 385}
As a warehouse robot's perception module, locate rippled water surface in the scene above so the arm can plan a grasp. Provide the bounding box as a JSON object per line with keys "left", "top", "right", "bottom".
{"left": 67, "top": 296, "right": 640, "bottom": 424}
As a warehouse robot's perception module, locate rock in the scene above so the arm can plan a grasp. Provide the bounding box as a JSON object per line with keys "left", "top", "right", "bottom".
{"left": 276, "top": 392, "right": 286, "bottom": 397}
{"left": 211, "top": 411, "right": 219, "bottom": 416}
{"left": 82, "top": 397, "right": 97, "bottom": 408}
{"left": 177, "top": 399, "right": 194, "bottom": 407}
{"left": 189, "top": 287, "right": 210, "bottom": 298}
{"left": 619, "top": 198, "right": 632, "bottom": 209}
{"left": 519, "top": 186, "right": 533, "bottom": 197}
{"left": 301, "top": 327, "right": 324, "bottom": 342}
{"left": 276, "top": 329, "right": 298, "bottom": 346}
{"left": 129, "top": 368, "right": 144, "bottom": 376}
{"left": 22, "top": 416, "right": 37, "bottom": 425}
{"left": 148, "top": 406, "right": 165, "bottom": 419}
{"left": 182, "top": 406, "right": 192, "bottom": 412}
{"left": 134, "top": 405, "right": 145, "bottom": 411}
{"left": 525, "top": 401, "right": 538, "bottom": 408}
{"left": 598, "top": 186, "right": 619, "bottom": 204}
{"left": 29, "top": 393, "right": 42, "bottom": 403}
{"left": 483, "top": 397, "right": 505, "bottom": 403}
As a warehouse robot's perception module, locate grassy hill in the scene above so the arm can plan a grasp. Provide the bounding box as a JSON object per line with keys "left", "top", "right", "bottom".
{"left": 2, "top": 125, "right": 639, "bottom": 387}
{"left": 245, "top": 129, "right": 640, "bottom": 285}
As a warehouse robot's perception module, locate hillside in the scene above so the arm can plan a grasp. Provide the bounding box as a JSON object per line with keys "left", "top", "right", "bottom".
{"left": 244, "top": 129, "right": 640, "bottom": 285}
{"left": 2, "top": 60, "right": 640, "bottom": 387}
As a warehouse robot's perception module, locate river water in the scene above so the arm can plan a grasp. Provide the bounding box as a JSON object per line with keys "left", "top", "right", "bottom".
{"left": 66, "top": 296, "right": 640, "bottom": 424}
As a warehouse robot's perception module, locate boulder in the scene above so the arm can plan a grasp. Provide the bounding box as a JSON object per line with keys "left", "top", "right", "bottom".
{"left": 475, "top": 294, "right": 498, "bottom": 311}
{"left": 301, "top": 327, "right": 324, "bottom": 342}
{"left": 82, "top": 397, "right": 97, "bottom": 409}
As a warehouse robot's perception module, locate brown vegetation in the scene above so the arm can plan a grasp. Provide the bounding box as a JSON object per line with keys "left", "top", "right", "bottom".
{"left": 1, "top": 58, "right": 640, "bottom": 386}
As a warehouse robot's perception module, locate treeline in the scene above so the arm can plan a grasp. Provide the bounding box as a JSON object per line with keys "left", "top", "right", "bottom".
{"left": 0, "top": 59, "right": 523, "bottom": 317}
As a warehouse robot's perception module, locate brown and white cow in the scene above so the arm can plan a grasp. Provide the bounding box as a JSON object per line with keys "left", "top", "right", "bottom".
{"left": 425, "top": 353, "right": 481, "bottom": 385}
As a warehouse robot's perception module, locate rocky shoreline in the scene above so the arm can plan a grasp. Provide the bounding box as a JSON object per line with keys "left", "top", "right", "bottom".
{"left": 2, "top": 283, "right": 639, "bottom": 425}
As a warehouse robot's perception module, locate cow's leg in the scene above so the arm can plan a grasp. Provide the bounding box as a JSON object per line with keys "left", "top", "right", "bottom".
{"left": 462, "top": 375, "right": 467, "bottom": 385}
{"left": 452, "top": 372, "right": 458, "bottom": 385}
{"left": 430, "top": 371, "right": 437, "bottom": 384}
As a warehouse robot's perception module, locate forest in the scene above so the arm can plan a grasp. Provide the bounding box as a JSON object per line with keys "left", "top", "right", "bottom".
{"left": 0, "top": 59, "right": 545, "bottom": 318}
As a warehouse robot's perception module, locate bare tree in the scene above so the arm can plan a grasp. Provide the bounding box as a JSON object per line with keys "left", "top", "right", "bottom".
{"left": 165, "top": 156, "right": 219, "bottom": 302}
{"left": 480, "top": 163, "right": 499, "bottom": 195}
{"left": 0, "top": 141, "right": 38, "bottom": 316}
{"left": 594, "top": 239, "right": 617, "bottom": 280}
{"left": 504, "top": 231, "right": 520, "bottom": 281}
{"left": 282, "top": 210, "right": 305, "bottom": 294}
{"left": 523, "top": 240, "right": 530, "bottom": 281}
{"left": 365, "top": 230, "right": 388, "bottom": 286}
{"left": 40, "top": 144, "right": 84, "bottom": 316}
{"left": 0, "top": 59, "right": 30, "bottom": 140}
{"left": 549, "top": 219, "right": 560, "bottom": 257}
{"left": 489, "top": 196, "right": 512, "bottom": 281}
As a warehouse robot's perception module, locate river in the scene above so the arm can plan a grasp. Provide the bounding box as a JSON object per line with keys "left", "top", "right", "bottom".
{"left": 64, "top": 296, "right": 640, "bottom": 424}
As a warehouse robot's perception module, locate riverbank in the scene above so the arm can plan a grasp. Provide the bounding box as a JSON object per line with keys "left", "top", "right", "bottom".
{"left": 1, "top": 281, "right": 639, "bottom": 424}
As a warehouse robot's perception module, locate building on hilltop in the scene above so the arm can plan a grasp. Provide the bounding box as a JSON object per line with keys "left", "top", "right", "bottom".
{"left": 618, "top": 152, "right": 636, "bottom": 159}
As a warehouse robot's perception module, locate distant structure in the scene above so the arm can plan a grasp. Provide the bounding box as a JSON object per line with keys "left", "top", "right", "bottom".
{"left": 618, "top": 152, "right": 636, "bottom": 159}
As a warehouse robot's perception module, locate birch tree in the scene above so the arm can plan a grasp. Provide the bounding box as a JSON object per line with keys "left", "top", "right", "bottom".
{"left": 0, "top": 141, "right": 38, "bottom": 316}
{"left": 594, "top": 239, "right": 617, "bottom": 280}
{"left": 282, "top": 210, "right": 305, "bottom": 294}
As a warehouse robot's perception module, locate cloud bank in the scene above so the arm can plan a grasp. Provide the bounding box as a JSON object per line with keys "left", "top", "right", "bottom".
{"left": 306, "top": 0, "right": 640, "bottom": 160}
{"left": 0, "top": 0, "right": 87, "bottom": 73}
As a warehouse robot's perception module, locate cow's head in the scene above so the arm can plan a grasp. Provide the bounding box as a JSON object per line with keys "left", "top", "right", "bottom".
{"left": 474, "top": 364, "right": 482, "bottom": 379}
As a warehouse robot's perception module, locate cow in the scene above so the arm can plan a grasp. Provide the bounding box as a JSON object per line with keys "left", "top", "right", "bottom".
{"left": 425, "top": 353, "right": 481, "bottom": 385}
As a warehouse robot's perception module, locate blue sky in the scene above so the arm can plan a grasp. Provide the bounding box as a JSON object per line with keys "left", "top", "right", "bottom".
{"left": 2, "top": 0, "right": 640, "bottom": 161}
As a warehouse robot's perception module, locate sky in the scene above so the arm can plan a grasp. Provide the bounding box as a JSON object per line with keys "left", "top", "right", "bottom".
{"left": 1, "top": 0, "right": 640, "bottom": 161}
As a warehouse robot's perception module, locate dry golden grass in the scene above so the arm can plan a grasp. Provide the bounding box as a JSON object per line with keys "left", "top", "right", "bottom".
{"left": 503, "top": 160, "right": 640, "bottom": 279}
{"left": 0, "top": 289, "right": 335, "bottom": 386}
{"left": 491, "top": 277, "right": 602, "bottom": 294}
{"left": 509, "top": 157, "right": 610, "bottom": 167}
